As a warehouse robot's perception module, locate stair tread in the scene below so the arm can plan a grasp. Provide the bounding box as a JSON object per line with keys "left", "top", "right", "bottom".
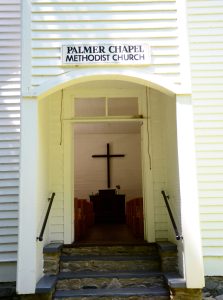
{"left": 54, "top": 286, "right": 169, "bottom": 298}
{"left": 72, "top": 243, "right": 150, "bottom": 247}
{"left": 36, "top": 275, "right": 57, "bottom": 293}
{"left": 61, "top": 255, "right": 159, "bottom": 261}
{"left": 65, "top": 244, "right": 154, "bottom": 248}
{"left": 44, "top": 243, "right": 63, "bottom": 254}
{"left": 58, "top": 270, "right": 163, "bottom": 279}
{"left": 62, "top": 245, "right": 157, "bottom": 256}
{"left": 53, "top": 244, "right": 171, "bottom": 299}
{"left": 157, "top": 242, "right": 177, "bottom": 252}
{"left": 164, "top": 272, "right": 186, "bottom": 288}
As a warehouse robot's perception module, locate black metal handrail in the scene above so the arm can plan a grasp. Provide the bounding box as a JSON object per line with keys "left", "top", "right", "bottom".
{"left": 161, "top": 190, "right": 183, "bottom": 241}
{"left": 37, "top": 192, "right": 55, "bottom": 242}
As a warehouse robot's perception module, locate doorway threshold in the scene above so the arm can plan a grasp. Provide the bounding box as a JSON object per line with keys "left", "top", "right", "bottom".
{"left": 73, "top": 224, "right": 147, "bottom": 246}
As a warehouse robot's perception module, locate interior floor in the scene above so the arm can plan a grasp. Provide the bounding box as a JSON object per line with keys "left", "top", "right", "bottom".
{"left": 74, "top": 224, "right": 146, "bottom": 245}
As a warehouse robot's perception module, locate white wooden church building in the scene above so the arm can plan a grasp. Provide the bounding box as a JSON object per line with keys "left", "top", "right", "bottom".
{"left": 0, "top": 0, "right": 223, "bottom": 296}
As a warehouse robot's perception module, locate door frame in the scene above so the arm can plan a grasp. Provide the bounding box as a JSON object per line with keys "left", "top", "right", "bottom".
{"left": 62, "top": 85, "right": 155, "bottom": 244}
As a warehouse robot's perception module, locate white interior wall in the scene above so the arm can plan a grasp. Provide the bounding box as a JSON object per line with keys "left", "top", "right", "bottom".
{"left": 163, "top": 94, "right": 181, "bottom": 241}
{"left": 74, "top": 132, "right": 142, "bottom": 202}
{"left": 163, "top": 93, "right": 184, "bottom": 275}
{"left": 150, "top": 89, "right": 181, "bottom": 245}
{"left": 48, "top": 91, "right": 64, "bottom": 242}
{"left": 150, "top": 89, "right": 168, "bottom": 241}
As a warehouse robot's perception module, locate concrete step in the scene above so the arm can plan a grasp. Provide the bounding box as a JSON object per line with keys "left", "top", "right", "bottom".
{"left": 53, "top": 286, "right": 170, "bottom": 299}
{"left": 62, "top": 244, "right": 158, "bottom": 257}
{"left": 60, "top": 255, "right": 160, "bottom": 273}
{"left": 56, "top": 271, "right": 165, "bottom": 290}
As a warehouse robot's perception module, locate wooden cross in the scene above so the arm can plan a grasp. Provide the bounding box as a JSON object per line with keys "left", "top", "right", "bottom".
{"left": 92, "top": 143, "right": 125, "bottom": 188}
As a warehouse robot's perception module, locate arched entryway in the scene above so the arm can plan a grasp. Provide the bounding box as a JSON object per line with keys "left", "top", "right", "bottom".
{"left": 60, "top": 78, "right": 180, "bottom": 245}
{"left": 17, "top": 68, "right": 204, "bottom": 294}
{"left": 57, "top": 72, "right": 179, "bottom": 247}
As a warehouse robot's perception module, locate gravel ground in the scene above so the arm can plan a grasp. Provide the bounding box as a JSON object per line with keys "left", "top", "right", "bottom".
{"left": 203, "top": 277, "right": 223, "bottom": 300}
{"left": 203, "top": 292, "right": 223, "bottom": 300}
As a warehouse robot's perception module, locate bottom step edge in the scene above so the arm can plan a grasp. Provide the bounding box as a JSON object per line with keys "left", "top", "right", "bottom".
{"left": 54, "top": 287, "right": 169, "bottom": 298}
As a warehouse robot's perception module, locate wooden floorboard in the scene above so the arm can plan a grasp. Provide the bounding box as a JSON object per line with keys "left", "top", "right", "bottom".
{"left": 74, "top": 224, "right": 146, "bottom": 246}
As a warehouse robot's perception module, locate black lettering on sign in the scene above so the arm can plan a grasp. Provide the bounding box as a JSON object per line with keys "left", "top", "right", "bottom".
{"left": 62, "top": 44, "right": 150, "bottom": 65}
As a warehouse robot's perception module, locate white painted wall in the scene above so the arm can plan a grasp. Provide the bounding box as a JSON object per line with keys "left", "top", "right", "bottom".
{"left": 48, "top": 92, "right": 64, "bottom": 242}
{"left": 0, "top": 0, "right": 21, "bottom": 281}
{"left": 163, "top": 93, "right": 184, "bottom": 275}
{"left": 187, "top": 0, "right": 223, "bottom": 275}
{"left": 24, "top": 0, "right": 182, "bottom": 95}
{"left": 150, "top": 89, "right": 169, "bottom": 241}
{"left": 74, "top": 133, "right": 142, "bottom": 202}
{"left": 149, "top": 89, "right": 186, "bottom": 277}
{"left": 163, "top": 94, "right": 181, "bottom": 242}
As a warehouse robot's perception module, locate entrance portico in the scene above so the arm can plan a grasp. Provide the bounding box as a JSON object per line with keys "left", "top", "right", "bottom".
{"left": 17, "top": 68, "right": 204, "bottom": 294}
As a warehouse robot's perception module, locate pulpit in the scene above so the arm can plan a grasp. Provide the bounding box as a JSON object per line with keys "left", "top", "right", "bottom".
{"left": 90, "top": 189, "right": 125, "bottom": 224}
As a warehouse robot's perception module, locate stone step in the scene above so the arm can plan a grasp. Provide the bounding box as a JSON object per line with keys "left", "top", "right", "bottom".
{"left": 62, "top": 245, "right": 158, "bottom": 257}
{"left": 61, "top": 255, "right": 159, "bottom": 262}
{"left": 53, "top": 244, "right": 170, "bottom": 299}
{"left": 58, "top": 270, "right": 163, "bottom": 279}
{"left": 60, "top": 255, "right": 160, "bottom": 273}
{"left": 56, "top": 271, "right": 165, "bottom": 290}
{"left": 53, "top": 287, "right": 170, "bottom": 299}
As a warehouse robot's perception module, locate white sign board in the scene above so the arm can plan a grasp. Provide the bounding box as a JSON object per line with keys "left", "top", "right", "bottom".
{"left": 62, "top": 44, "right": 150, "bottom": 65}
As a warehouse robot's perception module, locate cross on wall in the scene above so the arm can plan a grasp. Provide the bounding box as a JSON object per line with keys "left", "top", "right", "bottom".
{"left": 92, "top": 143, "right": 125, "bottom": 188}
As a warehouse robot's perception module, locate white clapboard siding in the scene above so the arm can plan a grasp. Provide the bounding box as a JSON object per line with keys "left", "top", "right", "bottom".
{"left": 0, "top": 0, "right": 20, "bottom": 278}
{"left": 30, "top": 0, "right": 180, "bottom": 89}
{"left": 49, "top": 93, "right": 64, "bottom": 241}
{"left": 188, "top": 0, "right": 223, "bottom": 275}
{"left": 0, "top": 227, "right": 17, "bottom": 235}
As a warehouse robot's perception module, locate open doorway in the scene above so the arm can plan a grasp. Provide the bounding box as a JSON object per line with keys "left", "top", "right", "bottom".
{"left": 73, "top": 96, "right": 145, "bottom": 244}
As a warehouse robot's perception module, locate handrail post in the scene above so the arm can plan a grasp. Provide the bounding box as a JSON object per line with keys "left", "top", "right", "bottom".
{"left": 161, "top": 190, "right": 183, "bottom": 241}
{"left": 37, "top": 192, "right": 55, "bottom": 242}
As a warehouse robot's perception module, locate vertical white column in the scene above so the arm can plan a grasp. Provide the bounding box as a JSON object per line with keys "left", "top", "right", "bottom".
{"left": 17, "top": 99, "right": 39, "bottom": 294}
{"left": 176, "top": 94, "right": 204, "bottom": 288}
